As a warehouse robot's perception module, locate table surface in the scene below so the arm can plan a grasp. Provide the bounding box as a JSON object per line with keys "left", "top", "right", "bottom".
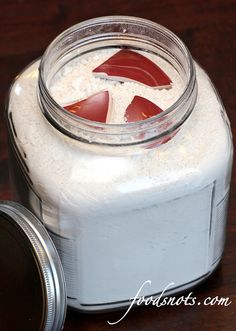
{"left": 0, "top": 1, "right": 236, "bottom": 330}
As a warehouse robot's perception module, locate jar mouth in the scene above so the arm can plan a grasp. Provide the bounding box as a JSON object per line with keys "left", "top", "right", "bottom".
{"left": 38, "top": 16, "right": 197, "bottom": 146}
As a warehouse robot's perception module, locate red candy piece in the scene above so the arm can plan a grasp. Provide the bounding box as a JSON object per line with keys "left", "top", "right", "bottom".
{"left": 124, "top": 96, "right": 163, "bottom": 122}
{"left": 64, "top": 91, "right": 110, "bottom": 123}
{"left": 93, "top": 50, "right": 172, "bottom": 88}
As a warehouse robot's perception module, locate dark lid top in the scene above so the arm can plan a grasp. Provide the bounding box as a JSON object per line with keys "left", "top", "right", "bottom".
{"left": 0, "top": 201, "right": 67, "bottom": 331}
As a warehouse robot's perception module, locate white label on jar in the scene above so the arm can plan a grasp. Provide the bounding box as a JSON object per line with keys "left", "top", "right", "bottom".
{"left": 76, "top": 183, "right": 215, "bottom": 304}
{"left": 48, "top": 229, "right": 78, "bottom": 299}
{"left": 212, "top": 190, "right": 230, "bottom": 264}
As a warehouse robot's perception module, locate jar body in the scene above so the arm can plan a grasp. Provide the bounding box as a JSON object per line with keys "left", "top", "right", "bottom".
{"left": 7, "top": 18, "right": 233, "bottom": 311}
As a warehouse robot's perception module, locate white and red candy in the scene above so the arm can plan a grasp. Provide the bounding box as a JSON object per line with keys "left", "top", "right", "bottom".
{"left": 64, "top": 49, "right": 174, "bottom": 147}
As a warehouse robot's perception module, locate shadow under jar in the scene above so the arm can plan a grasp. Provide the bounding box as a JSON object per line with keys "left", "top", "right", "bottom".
{"left": 6, "top": 16, "right": 233, "bottom": 312}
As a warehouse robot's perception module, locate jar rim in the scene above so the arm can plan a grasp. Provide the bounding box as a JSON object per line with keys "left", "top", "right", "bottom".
{"left": 38, "top": 15, "right": 197, "bottom": 146}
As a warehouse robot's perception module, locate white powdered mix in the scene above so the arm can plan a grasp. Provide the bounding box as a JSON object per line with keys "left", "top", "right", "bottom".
{"left": 49, "top": 49, "right": 184, "bottom": 124}
{"left": 8, "top": 50, "right": 232, "bottom": 308}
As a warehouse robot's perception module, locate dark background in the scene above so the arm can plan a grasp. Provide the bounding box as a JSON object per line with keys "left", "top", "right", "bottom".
{"left": 0, "top": 0, "right": 236, "bottom": 330}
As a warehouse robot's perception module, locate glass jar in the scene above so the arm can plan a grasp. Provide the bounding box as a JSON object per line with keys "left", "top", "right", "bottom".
{"left": 6, "top": 16, "right": 233, "bottom": 312}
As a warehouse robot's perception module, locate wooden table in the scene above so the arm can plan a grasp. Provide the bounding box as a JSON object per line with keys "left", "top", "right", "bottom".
{"left": 0, "top": 1, "right": 235, "bottom": 330}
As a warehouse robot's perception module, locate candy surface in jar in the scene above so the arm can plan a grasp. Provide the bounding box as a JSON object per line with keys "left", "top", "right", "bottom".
{"left": 50, "top": 48, "right": 184, "bottom": 125}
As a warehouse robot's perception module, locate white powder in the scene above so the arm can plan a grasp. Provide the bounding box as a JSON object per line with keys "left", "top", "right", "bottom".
{"left": 50, "top": 49, "right": 184, "bottom": 124}
{"left": 8, "top": 52, "right": 232, "bottom": 309}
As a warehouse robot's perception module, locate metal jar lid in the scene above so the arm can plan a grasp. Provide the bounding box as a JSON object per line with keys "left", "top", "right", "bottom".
{"left": 0, "top": 201, "right": 67, "bottom": 331}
